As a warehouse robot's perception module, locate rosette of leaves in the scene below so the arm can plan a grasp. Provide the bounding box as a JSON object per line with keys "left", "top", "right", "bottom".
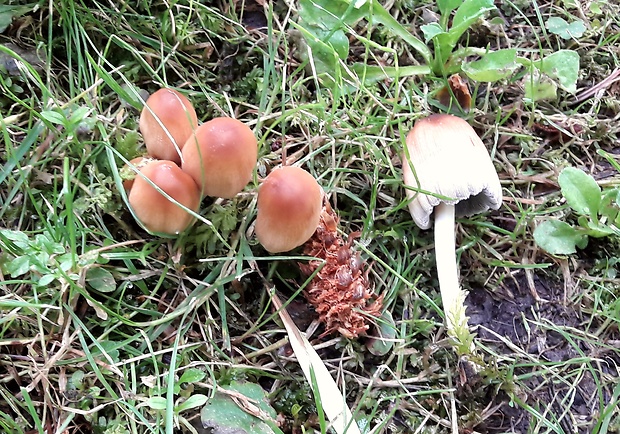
{"left": 534, "top": 165, "right": 620, "bottom": 255}
{"left": 294, "top": 0, "right": 580, "bottom": 102}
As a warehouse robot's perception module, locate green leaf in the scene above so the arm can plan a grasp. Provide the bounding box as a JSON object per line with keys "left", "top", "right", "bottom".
{"left": 307, "top": 27, "right": 349, "bottom": 60}
{"left": 145, "top": 397, "right": 167, "bottom": 411}
{"left": 39, "top": 110, "right": 67, "bottom": 126}
{"left": 350, "top": 63, "right": 431, "bottom": 83}
{"left": 437, "top": 0, "right": 463, "bottom": 16}
{"left": 584, "top": 220, "right": 616, "bottom": 238}
{"left": 38, "top": 274, "right": 57, "bottom": 286}
{"left": 524, "top": 72, "right": 558, "bottom": 101}
{"left": 176, "top": 394, "right": 209, "bottom": 413}
{"left": 532, "top": 50, "right": 580, "bottom": 93}
{"left": 365, "top": 310, "right": 396, "bottom": 356}
{"left": 367, "top": 0, "right": 431, "bottom": 63}
{"left": 200, "top": 381, "right": 278, "bottom": 434}
{"left": 86, "top": 267, "right": 117, "bottom": 293}
{"left": 420, "top": 23, "right": 446, "bottom": 43}
{"left": 6, "top": 255, "right": 30, "bottom": 278}
{"left": 69, "top": 106, "right": 91, "bottom": 125}
{"left": 462, "top": 49, "right": 519, "bottom": 82}
{"left": 0, "top": 229, "right": 30, "bottom": 251}
{"left": 0, "top": 5, "right": 34, "bottom": 33}
{"left": 449, "top": 0, "right": 496, "bottom": 44}
{"left": 298, "top": 0, "right": 366, "bottom": 29}
{"left": 545, "top": 17, "right": 586, "bottom": 40}
{"left": 558, "top": 167, "right": 601, "bottom": 218}
{"left": 178, "top": 368, "right": 206, "bottom": 385}
{"left": 534, "top": 220, "right": 588, "bottom": 255}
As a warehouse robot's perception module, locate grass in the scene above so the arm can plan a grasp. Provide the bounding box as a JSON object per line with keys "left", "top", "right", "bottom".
{"left": 1, "top": 0, "right": 620, "bottom": 433}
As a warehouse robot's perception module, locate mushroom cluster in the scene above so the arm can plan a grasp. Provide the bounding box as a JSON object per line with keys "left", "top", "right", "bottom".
{"left": 123, "top": 88, "right": 383, "bottom": 339}
{"left": 123, "top": 87, "right": 258, "bottom": 235}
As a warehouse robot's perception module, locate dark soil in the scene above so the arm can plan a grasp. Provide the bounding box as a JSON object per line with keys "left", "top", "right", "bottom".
{"left": 466, "top": 271, "right": 618, "bottom": 433}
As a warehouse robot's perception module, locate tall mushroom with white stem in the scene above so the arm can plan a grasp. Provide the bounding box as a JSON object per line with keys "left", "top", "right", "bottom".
{"left": 402, "top": 114, "right": 502, "bottom": 350}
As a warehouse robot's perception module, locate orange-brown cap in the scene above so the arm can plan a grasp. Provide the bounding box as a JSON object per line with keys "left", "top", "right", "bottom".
{"left": 139, "top": 88, "right": 198, "bottom": 164}
{"left": 181, "top": 117, "right": 258, "bottom": 199}
{"left": 255, "top": 166, "right": 323, "bottom": 253}
{"left": 128, "top": 159, "right": 201, "bottom": 235}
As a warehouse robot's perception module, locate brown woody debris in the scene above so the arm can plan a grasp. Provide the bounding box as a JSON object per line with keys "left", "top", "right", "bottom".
{"left": 299, "top": 200, "right": 383, "bottom": 338}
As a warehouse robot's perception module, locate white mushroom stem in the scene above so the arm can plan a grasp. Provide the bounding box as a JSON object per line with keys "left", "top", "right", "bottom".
{"left": 434, "top": 202, "right": 468, "bottom": 336}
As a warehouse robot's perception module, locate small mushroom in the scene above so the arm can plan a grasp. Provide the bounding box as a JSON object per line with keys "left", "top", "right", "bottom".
{"left": 401, "top": 113, "right": 502, "bottom": 340}
{"left": 139, "top": 88, "right": 198, "bottom": 164}
{"left": 121, "top": 157, "right": 151, "bottom": 192}
{"left": 128, "top": 159, "right": 202, "bottom": 235}
{"left": 255, "top": 166, "right": 323, "bottom": 253}
{"left": 181, "top": 117, "right": 258, "bottom": 199}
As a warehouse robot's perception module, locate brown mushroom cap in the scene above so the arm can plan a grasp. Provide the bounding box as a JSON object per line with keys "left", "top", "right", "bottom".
{"left": 121, "top": 157, "right": 151, "bottom": 193}
{"left": 139, "top": 88, "right": 198, "bottom": 164}
{"left": 402, "top": 113, "right": 502, "bottom": 229}
{"left": 255, "top": 166, "right": 323, "bottom": 253}
{"left": 181, "top": 117, "right": 258, "bottom": 199}
{"left": 128, "top": 159, "right": 201, "bottom": 235}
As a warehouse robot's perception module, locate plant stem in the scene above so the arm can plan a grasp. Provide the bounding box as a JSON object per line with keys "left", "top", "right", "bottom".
{"left": 433, "top": 202, "right": 466, "bottom": 335}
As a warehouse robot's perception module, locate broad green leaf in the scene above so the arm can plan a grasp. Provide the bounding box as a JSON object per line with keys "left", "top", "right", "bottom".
{"left": 200, "top": 381, "right": 278, "bottom": 434}
{"left": 69, "top": 106, "right": 91, "bottom": 125}
{"left": 0, "top": 229, "right": 29, "bottom": 250}
{"left": 558, "top": 167, "right": 601, "bottom": 218}
{"left": 584, "top": 220, "right": 616, "bottom": 238}
{"left": 176, "top": 394, "right": 209, "bottom": 413}
{"left": 93, "top": 341, "right": 121, "bottom": 363}
{"left": 450, "top": 0, "right": 496, "bottom": 44}
{"left": 0, "top": 5, "right": 34, "bottom": 33}
{"left": 462, "top": 49, "right": 518, "bottom": 82}
{"left": 38, "top": 274, "right": 57, "bottom": 286}
{"left": 532, "top": 50, "right": 579, "bottom": 93}
{"left": 86, "top": 267, "right": 117, "bottom": 293}
{"left": 589, "top": 1, "right": 603, "bottom": 14}
{"left": 308, "top": 27, "right": 349, "bottom": 60}
{"left": 145, "top": 397, "right": 167, "bottom": 410}
{"left": 534, "top": 220, "right": 588, "bottom": 255}
{"left": 179, "top": 368, "right": 206, "bottom": 385}
{"left": 600, "top": 188, "right": 620, "bottom": 222}
{"left": 437, "top": 0, "right": 463, "bottom": 16}
{"left": 39, "top": 110, "right": 67, "bottom": 126}
{"left": 367, "top": 0, "right": 431, "bottom": 63}
{"left": 545, "top": 17, "right": 586, "bottom": 40}
{"left": 524, "top": 72, "right": 558, "bottom": 101}
{"left": 298, "top": 0, "right": 366, "bottom": 30}
{"left": 6, "top": 255, "right": 30, "bottom": 278}
{"left": 292, "top": 22, "right": 342, "bottom": 77}
{"left": 365, "top": 310, "right": 396, "bottom": 356}
{"left": 420, "top": 23, "right": 446, "bottom": 43}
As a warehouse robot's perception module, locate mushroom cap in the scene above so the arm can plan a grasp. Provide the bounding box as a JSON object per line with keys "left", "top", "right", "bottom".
{"left": 139, "top": 88, "right": 198, "bottom": 164}
{"left": 181, "top": 117, "right": 258, "bottom": 199}
{"left": 121, "top": 157, "right": 155, "bottom": 193}
{"left": 128, "top": 159, "right": 201, "bottom": 235}
{"left": 255, "top": 166, "right": 323, "bottom": 253}
{"left": 402, "top": 114, "right": 502, "bottom": 229}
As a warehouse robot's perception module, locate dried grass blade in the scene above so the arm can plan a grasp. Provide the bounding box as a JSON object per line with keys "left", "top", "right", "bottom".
{"left": 271, "top": 292, "right": 361, "bottom": 434}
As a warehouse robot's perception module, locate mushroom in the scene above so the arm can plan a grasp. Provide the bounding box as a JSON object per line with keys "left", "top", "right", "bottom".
{"left": 401, "top": 113, "right": 502, "bottom": 340}
{"left": 255, "top": 166, "right": 323, "bottom": 253}
{"left": 181, "top": 117, "right": 258, "bottom": 199}
{"left": 139, "top": 88, "right": 198, "bottom": 164}
{"left": 127, "top": 159, "right": 202, "bottom": 235}
{"left": 121, "top": 157, "right": 151, "bottom": 193}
